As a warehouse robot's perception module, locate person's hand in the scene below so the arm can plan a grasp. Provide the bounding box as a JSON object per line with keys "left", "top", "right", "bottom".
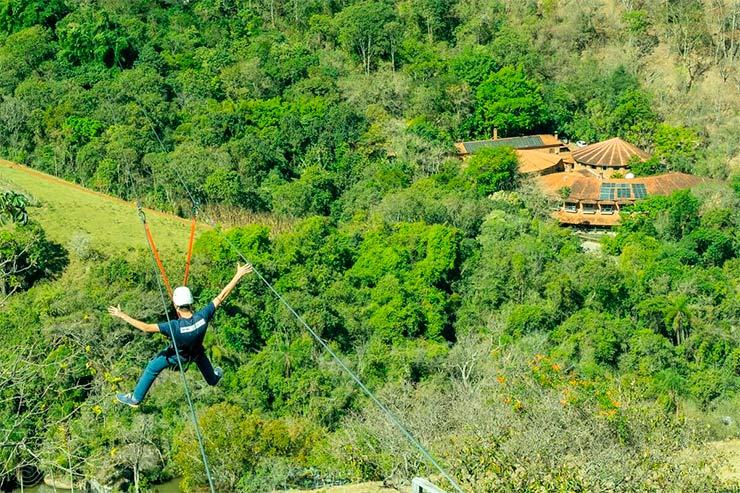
{"left": 236, "top": 263, "right": 253, "bottom": 279}
{"left": 107, "top": 305, "right": 123, "bottom": 318}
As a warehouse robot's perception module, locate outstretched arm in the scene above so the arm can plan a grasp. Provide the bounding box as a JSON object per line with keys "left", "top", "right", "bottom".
{"left": 108, "top": 305, "right": 160, "bottom": 333}
{"left": 213, "top": 263, "right": 253, "bottom": 309}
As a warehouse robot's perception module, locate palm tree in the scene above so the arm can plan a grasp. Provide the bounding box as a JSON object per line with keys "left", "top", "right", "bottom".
{"left": 664, "top": 293, "right": 692, "bottom": 345}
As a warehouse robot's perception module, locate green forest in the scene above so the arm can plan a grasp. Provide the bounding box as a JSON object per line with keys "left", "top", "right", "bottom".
{"left": 1, "top": 0, "right": 740, "bottom": 491}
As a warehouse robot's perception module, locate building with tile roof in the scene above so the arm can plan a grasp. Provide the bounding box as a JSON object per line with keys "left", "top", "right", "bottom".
{"left": 537, "top": 172, "right": 715, "bottom": 227}
{"left": 455, "top": 132, "right": 570, "bottom": 176}
{"left": 455, "top": 133, "right": 712, "bottom": 227}
{"left": 455, "top": 132, "right": 569, "bottom": 156}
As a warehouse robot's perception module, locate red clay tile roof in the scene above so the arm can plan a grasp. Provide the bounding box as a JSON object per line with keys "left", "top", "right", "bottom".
{"left": 568, "top": 177, "right": 601, "bottom": 200}
{"left": 538, "top": 171, "right": 715, "bottom": 201}
{"left": 572, "top": 138, "right": 650, "bottom": 167}
{"left": 538, "top": 134, "right": 565, "bottom": 146}
{"left": 638, "top": 172, "right": 713, "bottom": 195}
{"left": 537, "top": 172, "right": 592, "bottom": 196}
{"left": 516, "top": 149, "right": 563, "bottom": 174}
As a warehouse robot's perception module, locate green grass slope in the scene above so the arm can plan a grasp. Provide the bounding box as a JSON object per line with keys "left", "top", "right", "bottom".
{"left": 0, "top": 159, "right": 209, "bottom": 260}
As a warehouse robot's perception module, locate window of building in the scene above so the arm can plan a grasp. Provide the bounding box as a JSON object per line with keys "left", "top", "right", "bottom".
{"left": 583, "top": 203, "right": 595, "bottom": 214}
{"left": 565, "top": 202, "right": 577, "bottom": 213}
{"left": 601, "top": 204, "right": 614, "bottom": 214}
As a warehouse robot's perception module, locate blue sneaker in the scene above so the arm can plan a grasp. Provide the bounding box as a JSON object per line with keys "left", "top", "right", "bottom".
{"left": 116, "top": 392, "right": 140, "bottom": 408}
{"left": 214, "top": 367, "right": 224, "bottom": 383}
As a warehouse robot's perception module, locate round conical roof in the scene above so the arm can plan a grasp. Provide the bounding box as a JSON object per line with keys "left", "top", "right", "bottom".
{"left": 572, "top": 137, "right": 650, "bottom": 167}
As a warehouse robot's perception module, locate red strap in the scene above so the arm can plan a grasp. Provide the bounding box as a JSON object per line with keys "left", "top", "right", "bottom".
{"left": 182, "top": 213, "right": 196, "bottom": 286}
{"left": 143, "top": 221, "right": 173, "bottom": 298}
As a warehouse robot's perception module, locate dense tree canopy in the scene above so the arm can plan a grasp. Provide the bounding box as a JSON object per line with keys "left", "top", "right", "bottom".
{"left": 0, "top": 0, "right": 739, "bottom": 492}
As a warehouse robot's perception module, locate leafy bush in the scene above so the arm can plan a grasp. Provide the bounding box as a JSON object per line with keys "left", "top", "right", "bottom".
{"left": 463, "top": 146, "right": 520, "bottom": 197}
{"left": 0, "top": 220, "right": 67, "bottom": 295}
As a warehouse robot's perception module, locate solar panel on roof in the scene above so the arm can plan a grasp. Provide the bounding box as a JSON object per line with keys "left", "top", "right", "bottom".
{"left": 632, "top": 183, "right": 647, "bottom": 199}
{"left": 599, "top": 183, "right": 615, "bottom": 200}
{"left": 464, "top": 136, "right": 545, "bottom": 153}
{"left": 617, "top": 183, "right": 631, "bottom": 199}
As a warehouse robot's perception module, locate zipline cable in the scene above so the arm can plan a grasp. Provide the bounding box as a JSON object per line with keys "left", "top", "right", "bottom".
{"left": 168, "top": 164, "right": 466, "bottom": 493}
{"left": 203, "top": 223, "right": 466, "bottom": 493}
{"left": 134, "top": 97, "right": 466, "bottom": 493}
{"left": 137, "top": 205, "right": 216, "bottom": 493}
{"left": 182, "top": 205, "right": 198, "bottom": 287}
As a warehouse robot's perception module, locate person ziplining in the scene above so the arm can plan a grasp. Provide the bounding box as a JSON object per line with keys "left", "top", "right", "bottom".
{"left": 108, "top": 263, "right": 253, "bottom": 407}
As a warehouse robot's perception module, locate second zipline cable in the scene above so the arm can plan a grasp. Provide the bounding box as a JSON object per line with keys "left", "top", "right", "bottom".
{"left": 135, "top": 97, "right": 466, "bottom": 493}
{"left": 171, "top": 203, "right": 466, "bottom": 493}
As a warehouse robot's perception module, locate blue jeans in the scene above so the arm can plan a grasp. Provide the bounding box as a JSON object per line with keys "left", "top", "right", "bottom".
{"left": 132, "top": 348, "right": 220, "bottom": 402}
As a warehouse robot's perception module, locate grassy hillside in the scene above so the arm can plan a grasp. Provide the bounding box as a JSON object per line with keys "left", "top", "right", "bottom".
{"left": 0, "top": 159, "right": 209, "bottom": 261}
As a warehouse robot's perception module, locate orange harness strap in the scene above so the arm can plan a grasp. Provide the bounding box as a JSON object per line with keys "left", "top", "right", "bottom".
{"left": 138, "top": 204, "right": 173, "bottom": 298}
{"left": 182, "top": 210, "right": 197, "bottom": 287}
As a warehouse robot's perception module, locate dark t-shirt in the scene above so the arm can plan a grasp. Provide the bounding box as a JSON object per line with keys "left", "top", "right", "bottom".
{"left": 157, "top": 302, "right": 216, "bottom": 359}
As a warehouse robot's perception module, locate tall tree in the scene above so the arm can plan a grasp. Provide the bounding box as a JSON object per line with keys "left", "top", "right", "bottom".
{"left": 664, "top": 293, "right": 693, "bottom": 345}
{"left": 0, "top": 0, "right": 69, "bottom": 34}
{"left": 0, "top": 221, "right": 68, "bottom": 299}
{"left": 463, "top": 146, "right": 520, "bottom": 196}
{"left": 473, "top": 65, "right": 549, "bottom": 137}
{"left": 706, "top": 0, "right": 740, "bottom": 85}
{"left": 336, "top": 1, "right": 397, "bottom": 74}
